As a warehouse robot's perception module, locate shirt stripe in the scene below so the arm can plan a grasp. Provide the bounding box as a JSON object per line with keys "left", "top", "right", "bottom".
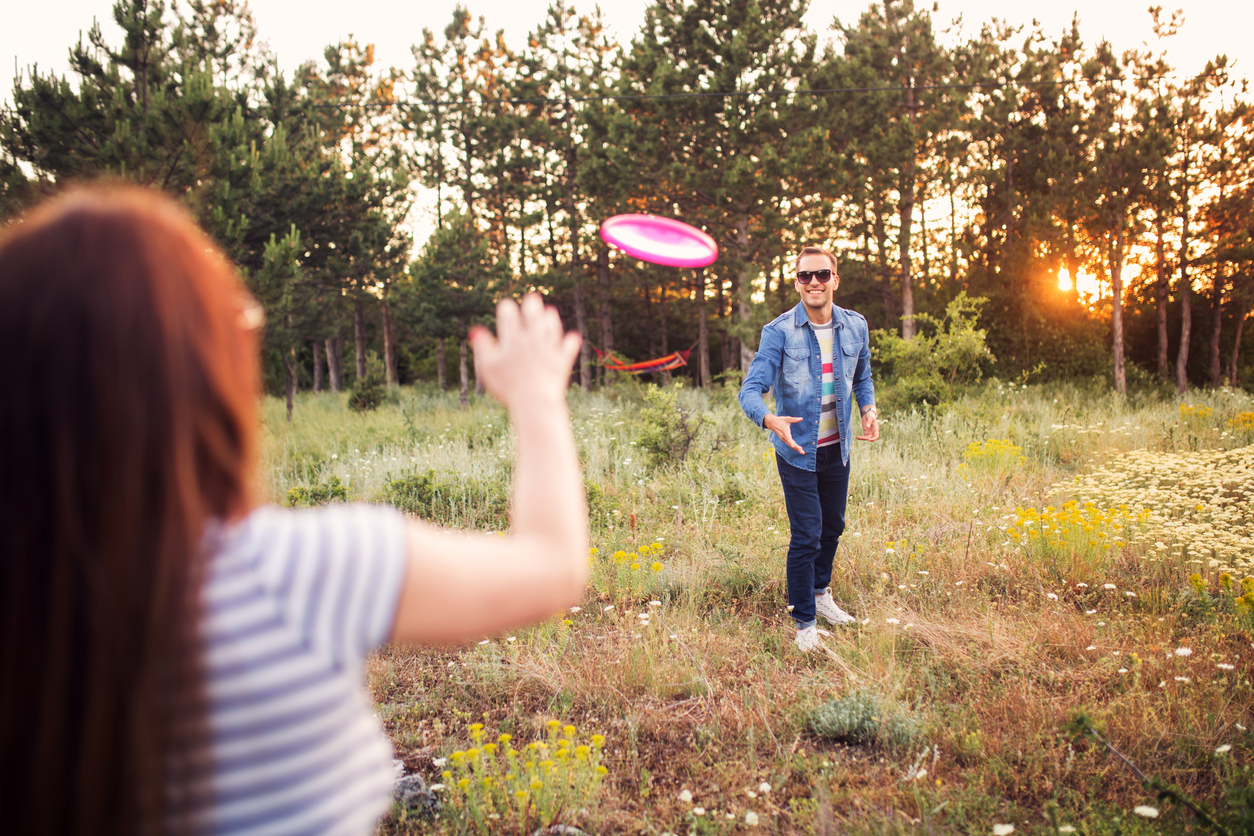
{"left": 192, "top": 504, "right": 409, "bottom": 835}
{"left": 813, "top": 322, "right": 840, "bottom": 447}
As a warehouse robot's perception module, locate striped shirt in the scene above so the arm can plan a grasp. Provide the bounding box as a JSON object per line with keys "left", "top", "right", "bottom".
{"left": 812, "top": 321, "right": 840, "bottom": 447}
{"left": 196, "top": 504, "right": 409, "bottom": 836}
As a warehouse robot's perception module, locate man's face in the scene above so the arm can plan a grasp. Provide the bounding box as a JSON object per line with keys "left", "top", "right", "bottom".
{"left": 795, "top": 253, "right": 838, "bottom": 311}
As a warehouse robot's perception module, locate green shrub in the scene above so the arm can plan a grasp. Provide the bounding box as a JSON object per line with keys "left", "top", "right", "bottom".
{"left": 809, "top": 689, "right": 920, "bottom": 748}
{"left": 285, "top": 475, "right": 348, "bottom": 507}
{"left": 636, "top": 383, "right": 707, "bottom": 468}
{"left": 384, "top": 469, "right": 509, "bottom": 530}
{"left": 874, "top": 291, "right": 994, "bottom": 409}
{"left": 348, "top": 373, "right": 387, "bottom": 412}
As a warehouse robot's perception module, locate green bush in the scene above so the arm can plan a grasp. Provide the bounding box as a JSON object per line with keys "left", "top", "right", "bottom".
{"left": 285, "top": 475, "right": 349, "bottom": 507}
{"left": 874, "top": 292, "right": 995, "bottom": 409}
{"left": 808, "top": 689, "right": 920, "bottom": 748}
{"left": 348, "top": 373, "right": 387, "bottom": 412}
{"left": 384, "top": 469, "right": 509, "bottom": 530}
{"left": 636, "top": 383, "right": 707, "bottom": 469}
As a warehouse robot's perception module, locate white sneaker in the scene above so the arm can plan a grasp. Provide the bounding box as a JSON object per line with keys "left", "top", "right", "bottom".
{"left": 795, "top": 624, "right": 821, "bottom": 653}
{"left": 815, "top": 588, "right": 857, "bottom": 625}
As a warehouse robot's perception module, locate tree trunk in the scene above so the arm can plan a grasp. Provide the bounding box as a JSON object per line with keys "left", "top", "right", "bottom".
{"left": 735, "top": 215, "right": 754, "bottom": 373}
{"left": 1209, "top": 272, "right": 1225, "bottom": 387}
{"left": 1155, "top": 208, "right": 1169, "bottom": 378}
{"left": 1176, "top": 152, "right": 1193, "bottom": 395}
{"left": 1110, "top": 225, "right": 1127, "bottom": 396}
{"left": 658, "top": 279, "right": 671, "bottom": 385}
{"left": 458, "top": 333, "right": 469, "bottom": 410}
{"left": 382, "top": 299, "right": 397, "bottom": 387}
{"left": 898, "top": 82, "right": 917, "bottom": 339}
{"left": 354, "top": 301, "right": 367, "bottom": 383}
{"left": 1229, "top": 298, "right": 1247, "bottom": 387}
{"left": 696, "top": 268, "right": 710, "bottom": 386}
{"left": 872, "top": 193, "right": 892, "bottom": 331}
{"left": 284, "top": 342, "right": 297, "bottom": 423}
{"left": 436, "top": 337, "right": 447, "bottom": 391}
{"left": 326, "top": 334, "right": 343, "bottom": 392}
{"left": 597, "top": 247, "right": 614, "bottom": 389}
{"left": 573, "top": 276, "right": 591, "bottom": 392}
{"left": 312, "top": 339, "right": 324, "bottom": 392}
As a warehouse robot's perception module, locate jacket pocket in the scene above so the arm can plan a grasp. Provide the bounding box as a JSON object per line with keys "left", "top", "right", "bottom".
{"left": 840, "top": 341, "right": 859, "bottom": 378}
{"left": 783, "top": 346, "right": 811, "bottom": 388}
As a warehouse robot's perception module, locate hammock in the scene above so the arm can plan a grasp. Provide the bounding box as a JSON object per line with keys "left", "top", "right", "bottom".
{"left": 592, "top": 345, "right": 693, "bottom": 375}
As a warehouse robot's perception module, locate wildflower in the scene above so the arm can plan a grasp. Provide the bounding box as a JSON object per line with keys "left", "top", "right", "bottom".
{"left": 1133, "top": 806, "right": 1159, "bottom": 818}
{"left": 758, "top": 781, "right": 772, "bottom": 794}
{"left": 570, "top": 606, "right": 582, "bottom": 613}
{"left": 1217, "top": 663, "right": 1235, "bottom": 670}
{"left": 679, "top": 789, "right": 693, "bottom": 803}
{"left": 651, "top": 561, "right": 663, "bottom": 572}
{"left": 478, "top": 639, "right": 490, "bottom": 645}
{"left": 649, "top": 600, "right": 662, "bottom": 607}
{"left": 992, "top": 825, "right": 1015, "bottom": 836}
{"left": 745, "top": 811, "right": 760, "bottom": 826}
{"left": 1085, "top": 609, "right": 1097, "bottom": 615}
{"left": 1175, "top": 647, "right": 1192, "bottom": 657}
{"left": 1215, "top": 744, "right": 1232, "bottom": 754}
{"left": 562, "top": 619, "right": 573, "bottom": 626}
{"left": 693, "top": 807, "right": 706, "bottom": 816}
{"left": 1059, "top": 826, "right": 1076, "bottom": 833}
{"left": 1174, "top": 676, "right": 1190, "bottom": 683}
{"left": 507, "top": 636, "right": 516, "bottom": 643}
{"left": 1103, "top": 584, "right": 1116, "bottom": 590}
{"left": 604, "top": 605, "right": 614, "bottom": 611}
{"left": 1086, "top": 645, "right": 1097, "bottom": 651}
{"left": 1047, "top": 593, "right": 1059, "bottom": 600}
{"left": 886, "top": 618, "right": 901, "bottom": 625}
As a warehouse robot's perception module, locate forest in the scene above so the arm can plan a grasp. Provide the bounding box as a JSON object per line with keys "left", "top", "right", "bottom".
{"left": 3, "top": 0, "right": 1252, "bottom": 410}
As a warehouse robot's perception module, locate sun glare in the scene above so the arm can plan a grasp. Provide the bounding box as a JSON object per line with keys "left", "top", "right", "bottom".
{"left": 1058, "top": 268, "right": 1103, "bottom": 303}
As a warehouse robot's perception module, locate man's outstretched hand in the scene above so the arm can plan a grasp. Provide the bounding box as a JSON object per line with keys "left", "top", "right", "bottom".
{"left": 763, "top": 413, "right": 805, "bottom": 454}
{"left": 856, "top": 409, "right": 880, "bottom": 442}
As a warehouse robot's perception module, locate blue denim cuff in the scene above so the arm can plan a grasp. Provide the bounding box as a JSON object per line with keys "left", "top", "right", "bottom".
{"left": 794, "top": 618, "right": 816, "bottom": 630}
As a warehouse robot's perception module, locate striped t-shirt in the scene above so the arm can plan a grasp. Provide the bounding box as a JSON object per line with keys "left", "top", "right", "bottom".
{"left": 195, "top": 503, "right": 409, "bottom": 836}
{"left": 813, "top": 321, "right": 840, "bottom": 447}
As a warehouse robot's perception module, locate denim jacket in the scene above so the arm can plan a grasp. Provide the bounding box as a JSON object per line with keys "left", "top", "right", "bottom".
{"left": 738, "top": 302, "right": 876, "bottom": 471}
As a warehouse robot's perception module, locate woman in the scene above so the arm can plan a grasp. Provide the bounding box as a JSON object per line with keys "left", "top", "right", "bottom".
{"left": 0, "top": 187, "right": 588, "bottom": 835}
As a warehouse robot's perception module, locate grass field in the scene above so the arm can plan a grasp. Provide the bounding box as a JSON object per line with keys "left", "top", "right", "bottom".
{"left": 260, "top": 378, "right": 1254, "bottom": 836}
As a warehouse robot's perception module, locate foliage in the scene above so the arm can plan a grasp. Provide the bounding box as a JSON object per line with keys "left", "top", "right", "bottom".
{"left": 284, "top": 475, "right": 348, "bottom": 507}
{"left": 437, "top": 720, "right": 607, "bottom": 835}
{"left": 383, "top": 470, "right": 508, "bottom": 531}
{"left": 348, "top": 374, "right": 386, "bottom": 413}
{"left": 808, "top": 689, "right": 920, "bottom": 749}
{"left": 635, "top": 384, "right": 708, "bottom": 469}
{"left": 959, "top": 438, "right": 1025, "bottom": 475}
{"left": 873, "top": 292, "right": 994, "bottom": 407}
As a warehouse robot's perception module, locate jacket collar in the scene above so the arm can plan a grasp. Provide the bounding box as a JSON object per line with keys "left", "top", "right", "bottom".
{"left": 791, "top": 301, "right": 840, "bottom": 329}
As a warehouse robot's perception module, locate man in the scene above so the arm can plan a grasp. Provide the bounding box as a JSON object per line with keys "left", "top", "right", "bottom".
{"left": 738, "top": 245, "right": 879, "bottom": 653}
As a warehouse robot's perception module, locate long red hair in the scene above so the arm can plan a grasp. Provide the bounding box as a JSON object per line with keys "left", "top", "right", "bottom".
{"left": 0, "top": 186, "right": 259, "bottom": 834}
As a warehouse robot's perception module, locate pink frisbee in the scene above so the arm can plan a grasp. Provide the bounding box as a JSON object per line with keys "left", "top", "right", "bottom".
{"left": 599, "top": 214, "right": 718, "bottom": 268}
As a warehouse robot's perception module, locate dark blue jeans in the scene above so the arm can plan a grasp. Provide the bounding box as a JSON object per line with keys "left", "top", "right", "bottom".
{"left": 776, "top": 443, "right": 849, "bottom": 628}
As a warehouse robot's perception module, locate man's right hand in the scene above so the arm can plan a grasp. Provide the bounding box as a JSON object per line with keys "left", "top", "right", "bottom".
{"left": 763, "top": 414, "right": 805, "bottom": 455}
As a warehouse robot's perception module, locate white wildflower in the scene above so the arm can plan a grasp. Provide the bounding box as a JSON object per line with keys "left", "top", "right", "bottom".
{"left": 993, "top": 825, "right": 1016, "bottom": 836}
{"left": 1175, "top": 647, "right": 1192, "bottom": 657}
{"left": 745, "top": 811, "right": 760, "bottom": 826}
{"left": 1215, "top": 744, "right": 1232, "bottom": 754}
{"left": 1133, "top": 806, "right": 1159, "bottom": 818}
{"left": 679, "top": 789, "right": 693, "bottom": 803}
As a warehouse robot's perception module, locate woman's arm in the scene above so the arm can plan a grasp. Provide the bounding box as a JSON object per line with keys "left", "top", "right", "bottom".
{"left": 388, "top": 294, "right": 589, "bottom": 645}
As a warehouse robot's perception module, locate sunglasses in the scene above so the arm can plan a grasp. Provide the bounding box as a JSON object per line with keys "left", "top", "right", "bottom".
{"left": 796, "top": 269, "right": 835, "bottom": 283}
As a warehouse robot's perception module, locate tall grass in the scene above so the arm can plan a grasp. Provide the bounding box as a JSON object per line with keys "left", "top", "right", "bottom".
{"left": 261, "top": 378, "right": 1254, "bottom": 835}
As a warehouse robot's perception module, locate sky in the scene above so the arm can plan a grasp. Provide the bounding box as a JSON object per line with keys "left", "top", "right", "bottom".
{"left": 3, "top": 0, "right": 1249, "bottom": 296}
{"left": 4, "top": 0, "right": 1251, "bottom": 102}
